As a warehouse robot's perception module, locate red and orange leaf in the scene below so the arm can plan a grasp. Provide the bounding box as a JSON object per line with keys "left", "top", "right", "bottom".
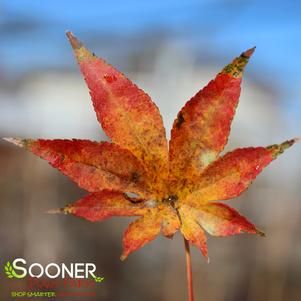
{"left": 181, "top": 139, "right": 299, "bottom": 204}
{"left": 178, "top": 204, "right": 208, "bottom": 259}
{"left": 121, "top": 213, "right": 161, "bottom": 261}
{"left": 66, "top": 32, "right": 169, "bottom": 199}
{"left": 179, "top": 201, "right": 263, "bottom": 258}
{"left": 52, "top": 191, "right": 180, "bottom": 260}
{"left": 121, "top": 204, "right": 180, "bottom": 260}
{"left": 5, "top": 138, "right": 152, "bottom": 198}
{"left": 5, "top": 32, "right": 300, "bottom": 261}
{"left": 53, "top": 190, "right": 147, "bottom": 222}
{"left": 191, "top": 202, "right": 264, "bottom": 237}
{"left": 169, "top": 48, "right": 255, "bottom": 194}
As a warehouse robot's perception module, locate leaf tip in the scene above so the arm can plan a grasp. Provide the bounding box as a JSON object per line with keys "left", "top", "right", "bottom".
{"left": 120, "top": 254, "right": 127, "bottom": 261}
{"left": 222, "top": 46, "right": 255, "bottom": 77}
{"left": 241, "top": 46, "right": 256, "bottom": 59}
{"left": 255, "top": 228, "right": 266, "bottom": 237}
{"left": 46, "top": 208, "right": 64, "bottom": 215}
{"left": 3, "top": 138, "right": 24, "bottom": 147}
{"left": 47, "top": 205, "right": 74, "bottom": 215}
{"left": 268, "top": 137, "right": 300, "bottom": 158}
{"left": 66, "top": 31, "right": 82, "bottom": 50}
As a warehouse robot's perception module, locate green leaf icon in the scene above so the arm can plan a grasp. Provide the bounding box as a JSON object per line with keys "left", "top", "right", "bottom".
{"left": 4, "top": 261, "right": 25, "bottom": 279}
{"left": 4, "top": 262, "right": 14, "bottom": 279}
{"left": 92, "top": 274, "right": 104, "bottom": 283}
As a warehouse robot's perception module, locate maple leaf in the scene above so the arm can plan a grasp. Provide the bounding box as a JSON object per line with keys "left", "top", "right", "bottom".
{"left": 5, "top": 32, "right": 299, "bottom": 261}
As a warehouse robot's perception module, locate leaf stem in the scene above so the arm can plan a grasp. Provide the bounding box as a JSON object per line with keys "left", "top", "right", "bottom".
{"left": 184, "top": 237, "right": 194, "bottom": 301}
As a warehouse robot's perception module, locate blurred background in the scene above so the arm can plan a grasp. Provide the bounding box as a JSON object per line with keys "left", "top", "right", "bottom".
{"left": 0, "top": 0, "right": 301, "bottom": 300}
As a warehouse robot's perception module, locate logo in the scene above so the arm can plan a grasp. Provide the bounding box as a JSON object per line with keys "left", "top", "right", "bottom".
{"left": 4, "top": 261, "right": 22, "bottom": 279}
{"left": 4, "top": 258, "right": 104, "bottom": 298}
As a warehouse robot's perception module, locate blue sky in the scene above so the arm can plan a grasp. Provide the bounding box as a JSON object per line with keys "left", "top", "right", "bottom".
{"left": 1, "top": 0, "right": 300, "bottom": 122}
{"left": 1, "top": 0, "right": 301, "bottom": 78}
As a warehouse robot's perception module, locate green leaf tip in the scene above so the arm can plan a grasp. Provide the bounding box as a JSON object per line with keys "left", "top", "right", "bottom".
{"left": 267, "top": 137, "right": 301, "bottom": 158}
{"left": 222, "top": 46, "right": 256, "bottom": 78}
